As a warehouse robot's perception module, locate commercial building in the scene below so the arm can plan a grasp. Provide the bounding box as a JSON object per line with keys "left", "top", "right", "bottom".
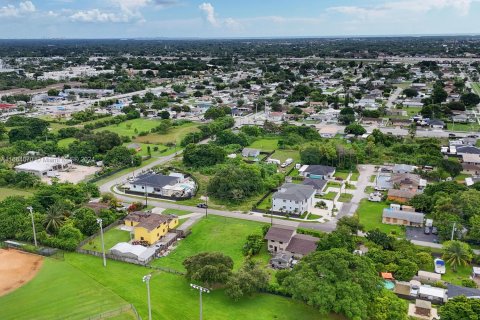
{"left": 14, "top": 157, "right": 72, "bottom": 177}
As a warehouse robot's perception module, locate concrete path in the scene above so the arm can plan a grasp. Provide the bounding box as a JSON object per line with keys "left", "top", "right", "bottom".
{"left": 338, "top": 164, "right": 376, "bottom": 218}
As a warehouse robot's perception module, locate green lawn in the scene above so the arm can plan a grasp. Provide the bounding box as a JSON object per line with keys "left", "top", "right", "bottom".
{"left": 150, "top": 215, "right": 270, "bottom": 271}
{"left": 317, "top": 192, "right": 337, "bottom": 200}
{"left": 249, "top": 138, "right": 279, "bottom": 152}
{"left": 94, "top": 118, "right": 165, "bottom": 137}
{"left": 350, "top": 172, "right": 360, "bottom": 181}
{"left": 134, "top": 122, "right": 200, "bottom": 145}
{"left": 369, "top": 175, "right": 376, "bottom": 183}
{"left": 442, "top": 264, "right": 475, "bottom": 286}
{"left": 274, "top": 149, "right": 301, "bottom": 163}
{"left": 57, "top": 137, "right": 76, "bottom": 148}
{"left": 257, "top": 194, "right": 273, "bottom": 210}
{"left": 334, "top": 171, "right": 349, "bottom": 180}
{"left": 0, "top": 258, "right": 130, "bottom": 320}
{"left": 356, "top": 199, "right": 405, "bottom": 237}
{"left": 326, "top": 181, "right": 342, "bottom": 188}
{"left": 162, "top": 208, "right": 192, "bottom": 216}
{"left": 446, "top": 122, "right": 480, "bottom": 132}
{"left": 338, "top": 193, "right": 353, "bottom": 203}
{"left": 472, "top": 82, "right": 480, "bottom": 96}
{"left": 82, "top": 228, "right": 131, "bottom": 252}
{"left": 0, "top": 187, "right": 34, "bottom": 201}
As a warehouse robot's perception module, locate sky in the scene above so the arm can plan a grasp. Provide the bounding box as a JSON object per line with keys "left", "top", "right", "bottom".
{"left": 0, "top": 0, "right": 480, "bottom": 38}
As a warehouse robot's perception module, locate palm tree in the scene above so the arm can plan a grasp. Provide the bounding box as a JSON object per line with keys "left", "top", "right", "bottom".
{"left": 442, "top": 240, "right": 473, "bottom": 272}
{"left": 44, "top": 202, "right": 68, "bottom": 234}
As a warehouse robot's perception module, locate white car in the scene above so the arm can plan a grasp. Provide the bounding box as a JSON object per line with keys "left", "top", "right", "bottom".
{"left": 434, "top": 258, "right": 446, "bottom": 274}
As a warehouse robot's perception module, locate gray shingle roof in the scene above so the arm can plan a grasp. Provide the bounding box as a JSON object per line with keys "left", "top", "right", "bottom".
{"left": 273, "top": 183, "right": 316, "bottom": 202}
{"left": 303, "top": 165, "right": 335, "bottom": 176}
{"left": 133, "top": 173, "right": 178, "bottom": 188}
{"left": 302, "top": 178, "right": 327, "bottom": 191}
{"left": 382, "top": 209, "right": 424, "bottom": 223}
{"left": 285, "top": 234, "right": 319, "bottom": 255}
{"left": 457, "top": 146, "right": 480, "bottom": 155}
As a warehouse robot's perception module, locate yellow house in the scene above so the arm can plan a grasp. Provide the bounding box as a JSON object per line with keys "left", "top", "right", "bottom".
{"left": 124, "top": 212, "right": 178, "bottom": 245}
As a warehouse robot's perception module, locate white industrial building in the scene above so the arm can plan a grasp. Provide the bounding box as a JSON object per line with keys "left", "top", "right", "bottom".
{"left": 14, "top": 157, "right": 72, "bottom": 177}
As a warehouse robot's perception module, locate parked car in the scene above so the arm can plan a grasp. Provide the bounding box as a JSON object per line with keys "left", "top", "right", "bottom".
{"left": 197, "top": 203, "right": 208, "bottom": 208}
{"left": 424, "top": 226, "right": 431, "bottom": 235}
{"left": 434, "top": 258, "right": 446, "bottom": 274}
{"left": 431, "top": 226, "right": 438, "bottom": 235}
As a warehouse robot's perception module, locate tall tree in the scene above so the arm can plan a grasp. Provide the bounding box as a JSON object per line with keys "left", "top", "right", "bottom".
{"left": 442, "top": 240, "right": 473, "bottom": 272}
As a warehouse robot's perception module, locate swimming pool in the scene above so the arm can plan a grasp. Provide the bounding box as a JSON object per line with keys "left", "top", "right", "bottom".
{"left": 383, "top": 280, "right": 395, "bottom": 290}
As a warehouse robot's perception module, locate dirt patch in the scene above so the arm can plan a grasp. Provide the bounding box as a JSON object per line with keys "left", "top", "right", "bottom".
{"left": 0, "top": 249, "right": 43, "bottom": 297}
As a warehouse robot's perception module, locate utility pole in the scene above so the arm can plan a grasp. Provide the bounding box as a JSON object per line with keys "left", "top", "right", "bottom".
{"left": 143, "top": 275, "right": 152, "bottom": 320}
{"left": 451, "top": 222, "right": 456, "bottom": 241}
{"left": 144, "top": 184, "right": 148, "bottom": 207}
{"left": 96, "top": 218, "right": 106, "bottom": 267}
{"left": 190, "top": 284, "right": 209, "bottom": 320}
{"left": 26, "top": 206, "right": 37, "bottom": 247}
{"left": 205, "top": 193, "right": 208, "bottom": 218}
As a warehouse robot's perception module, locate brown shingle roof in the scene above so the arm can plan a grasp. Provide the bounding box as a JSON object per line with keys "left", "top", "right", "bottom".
{"left": 285, "top": 234, "right": 319, "bottom": 255}
{"left": 264, "top": 225, "right": 295, "bottom": 243}
{"left": 125, "top": 212, "right": 176, "bottom": 232}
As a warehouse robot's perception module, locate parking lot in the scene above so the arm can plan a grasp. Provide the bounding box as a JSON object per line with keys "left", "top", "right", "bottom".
{"left": 406, "top": 226, "right": 439, "bottom": 244}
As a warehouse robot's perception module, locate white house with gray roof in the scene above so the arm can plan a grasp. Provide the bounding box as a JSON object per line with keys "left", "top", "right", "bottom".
{"left": 272, "top": 183, "right": 315, "bottom": 215}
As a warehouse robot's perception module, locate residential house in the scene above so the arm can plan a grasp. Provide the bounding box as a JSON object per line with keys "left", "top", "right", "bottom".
{"left": 302, "top": 178, "right": 327, "bottom": 194}
{"left": 269, "top": 253, "right": 293, "bottom": 269}
{"left": 265, "top": 225, "right": 319, "bottom": 265}
{"left": 387, "top": 188, "right": 418, "bottom": 203}
{"left": 457, "top": 145, "right": 480, "bottom": 157}
{"left": 390, "top": 173, "right": 426, "bottom": 190}
{"left": 127, "top": 173, "right": 180, "bottom": 196}
{"left": 241, "top": 148, "right": 261, "bottom": 158}
{"left": 124, "top": 211, "right": 178, "bottom": 245}
{"left": 382, "top": 206, "right": 425, "bottom": 227}
{"left": 408, "top": 300, "right": 438, "bottom": 320}
{"left": 428, "top": 119, "right": 445, "bottom": 129}
{"left": 462, "top": 153, "right": 480, "bottom": 165}
{"left": 127, "top": 143, "right": 142, "bottom": 152}
{"left": 298, "top": 165, "right": 336, "bottom": 179}
{"left": 272, "top": 183, "right": 316, "bottom": 215}
{"left": 418, "top": 285, "right": 447, "bottom": 304}
{"left": 318, "top": 126, "right": 338, "bottom": 138}
{"left": 393, "top": 164, "right": 417, "bottom": 174}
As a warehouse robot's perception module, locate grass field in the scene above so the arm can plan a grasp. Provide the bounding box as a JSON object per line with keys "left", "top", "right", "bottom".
{"left": 472, "top": 82, "right": 480, "bottom": 96}
{"left": 134, "top": 122, "right": 200, "bottom": 145}
{"left": 0, "top": 258, "right": 130, "bottom": 320}
{"left": 1, "top": 252, "right": 335, "bottom": 320}
{"left": 356, "top": 199, "right": 405, "bottom": 237}
{"left": 57, "top": 137, "right": 76, "bottom": 148}
{"left": 82, "top": 228, "right": 131, "bottom": 252}
{"left": 334, "top": 171, "right": 349, "bottom": 180}
{"left": 446, "top": 122, "right": 480, "bottom": 132}
{"left": 0, "top": 187, "right": 34, "bottom": 201}
{"left": 318, "top": 192, "right": 337, "bottom": 200}
{"left": 274, "top": 149, "right": 301, "bottom": 163}
{"left": 442, "top": 264, "right": 475, "bottom": 286}
{"left": 94, "top": 118, "right": 165, "bottom": 137}
{"left": 150, "top": 215, "right": 270, "bottom": 271}
{"left": 249, "top": 138, "right": 279, "bottom": 152}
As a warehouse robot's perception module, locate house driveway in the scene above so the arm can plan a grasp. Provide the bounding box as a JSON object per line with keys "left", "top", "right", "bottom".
{"left": 338, "top": 164, "right": 376, "bottom": 218}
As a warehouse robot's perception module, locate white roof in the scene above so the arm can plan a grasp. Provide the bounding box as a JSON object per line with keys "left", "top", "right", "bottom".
{"left": 419, "top": 285, "right": 447, "bottom": 298}
{"left": 110, "top": 242, "right": 146, "bottom": 256}
{"left": 15, "top": 157, "right": 72, "bottom": 172}
{"left": 473, "top": 267, "right": 480, "bottom": 275}
{"left": 298, "top": 165, "right": 309, "bottom": 173}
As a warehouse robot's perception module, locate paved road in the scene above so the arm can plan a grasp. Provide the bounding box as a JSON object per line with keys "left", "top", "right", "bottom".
{"left": 386, "top": 87, "right": 402, "bottom": 109}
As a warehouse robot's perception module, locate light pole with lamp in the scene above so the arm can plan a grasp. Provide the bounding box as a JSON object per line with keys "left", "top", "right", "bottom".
{"left": 143, "top": 274, "right": 152, "bottom": 320}
{"left": 96, "top": 218, "right": 106, "bottom": 267}
{"left": 190, "top": 283, "right": 209, "bottom": 320}
{"left": 26, "top": 206, "right": 37, "bottom": 247}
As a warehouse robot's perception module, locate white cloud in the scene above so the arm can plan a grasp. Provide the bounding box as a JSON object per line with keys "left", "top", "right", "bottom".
{"left": 329, "top": 0, "right": 475, "bottom": 19}
{"left": 0, "top": 1, "right": 36, "bottom": 17}
{"left": 199, "top": 2, "right": 218, "bottom": 27}
{"left": 70, "top": 9, "right": 128, "bottom": 23}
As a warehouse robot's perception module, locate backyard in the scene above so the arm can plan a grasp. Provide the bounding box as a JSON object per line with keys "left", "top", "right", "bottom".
{"left": 0, "top": 187, "right": 34, "bottom": 201}
{"left": 356, "top": 199, "right": 405, "bottom": 237}
{"left": 150, "top": 215, "right": 270, "bottom": 271}
{"left": 82, "top": 227, "right": 131, "bottom": 252}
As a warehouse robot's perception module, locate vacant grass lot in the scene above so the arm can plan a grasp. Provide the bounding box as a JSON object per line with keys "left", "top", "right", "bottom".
{"left": 338, "top": 193, "right": 353, "bottom": 203}
{"left": 442, "top": 264, "right": 474, "bottom": 286}
{"left": 162, "top": 208, "right": 192, "bottom": 216}
{"left": 150, "top": 215, "right": 270, "bottom": 271}
{"left": 446, "top": 122, "right": 480, "bottom": 132}
{"left": 94, "top": 118, "right": 164, "bottom": 137}
{"left": 274, "top": 149, "right": 301, "bottom": 163}
{"left": 0, "top": 258, "right": 130, "bottom": 320}
{"left": 57, "top": 137, "right": 76, "bottom": 148}
{"left": 356, "top": 199, "right": 405, "bottom": 237}
{"left": 249, "top": 138, "right": 279, "bottom": 152}
{"left": 134, "top": 122, "right": 200, "bottom": 145}
{"left": 82, "top": 228, "right": 131, "bottom": 252}
{"left": 0, "top": 187, "right": 34, "bottom": 201}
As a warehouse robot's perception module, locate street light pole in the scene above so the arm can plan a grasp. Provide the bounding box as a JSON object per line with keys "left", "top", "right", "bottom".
{"left": 26, "top": 206, "right": 37, "bottom": 247}
{"left": 143, "top": 274, "right": 152, "bottom": 320}
{"left": 190, "top": 284, "right": 209, "bottom": 320}
{"left": 96, "top": 218, "right": 106, "bottom": 267}
{"left": 451, "top": 222, "right": 457, "bottom": 241}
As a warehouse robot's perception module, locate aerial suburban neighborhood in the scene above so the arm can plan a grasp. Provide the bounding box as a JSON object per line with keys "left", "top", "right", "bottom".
{"left": 2, "top": 2, "right": 480, "bottom": 320}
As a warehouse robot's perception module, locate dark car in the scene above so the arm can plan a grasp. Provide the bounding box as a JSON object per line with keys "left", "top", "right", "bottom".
{"left": 431, "top": 227, "right": 438, "bottom": 235}
{"left": 197, "top": 203, "right": 208, "bottom": 208}
{"left": 449, "top": 133, "right": 456, "bottom": 138}
{"left": 424, "top": 227, "right": 431, "bottom": 235}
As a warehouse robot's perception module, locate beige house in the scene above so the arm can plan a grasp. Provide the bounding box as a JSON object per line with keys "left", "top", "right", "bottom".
{"left": 408, "top": 299, "right": 438, "bottom": 320}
